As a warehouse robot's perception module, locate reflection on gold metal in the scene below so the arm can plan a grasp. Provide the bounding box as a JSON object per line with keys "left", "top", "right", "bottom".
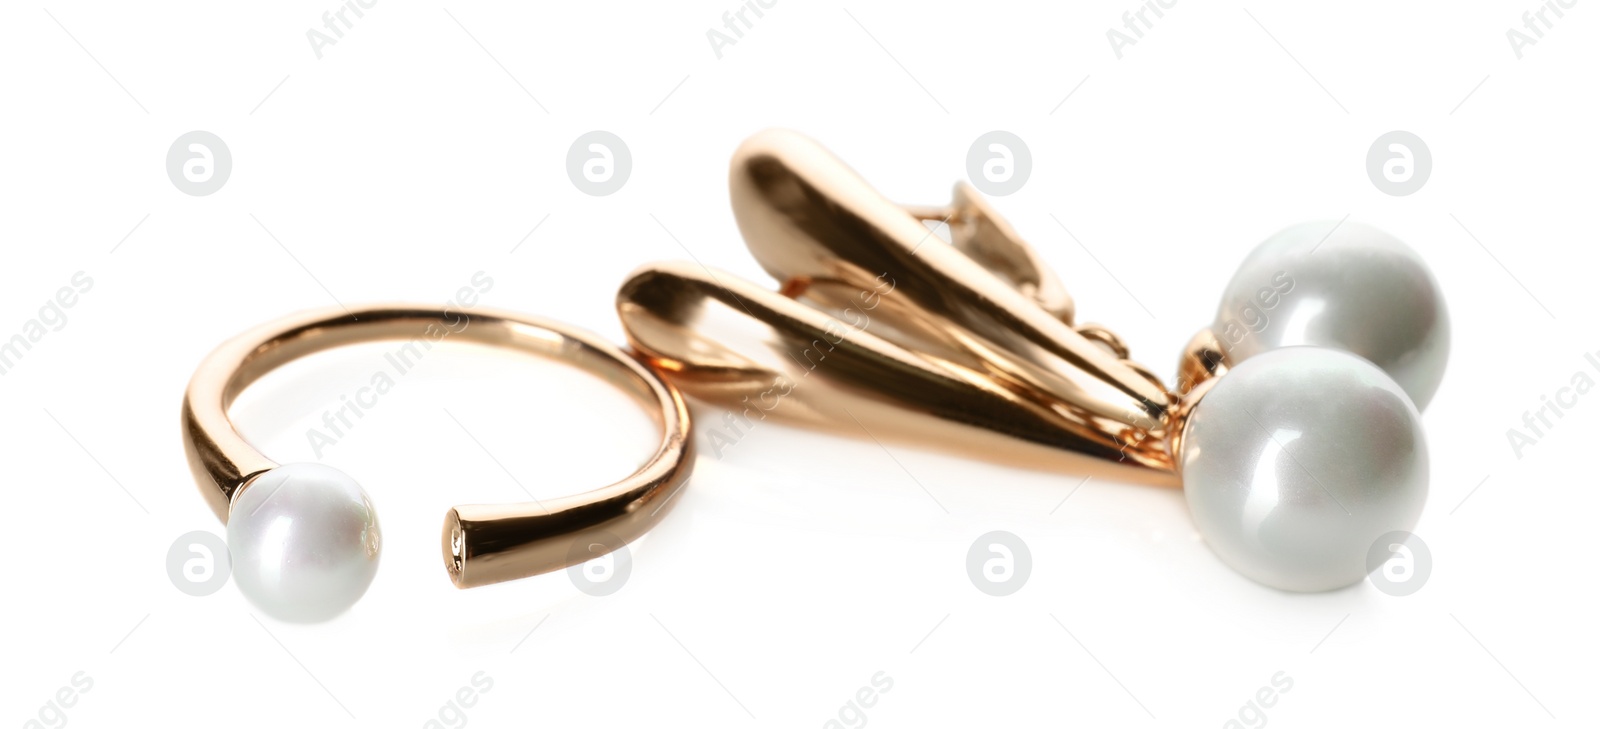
{"left": 619, "top": 129, "right": 1201, "bottom": 478}
{"left": 1178, "top": 327, "right": 1231, "bottom": 395}
{"left": 181, "top": 305, "right": 694, "bottom": 589}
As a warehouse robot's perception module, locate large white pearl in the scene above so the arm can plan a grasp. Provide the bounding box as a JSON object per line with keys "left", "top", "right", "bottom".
{"left": 1180, "top": 347, "right": 1428, "bottom": 592}
{"left": 1213, "top": 221, "right": 1450, "bottom": 410}
{"left": 227, "top": 463, "right": 381, "bottom": 622}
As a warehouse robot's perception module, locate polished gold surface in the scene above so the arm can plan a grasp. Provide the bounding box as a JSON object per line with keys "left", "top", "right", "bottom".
{"left": 619, "top": 129, "right": 1186, "bottom": 475}
{"left": 1178, "top": 327, "right": 1231, "bottom": 395}
{"left": 620, "top": 262, "right": 1169, "bottom": 474}
{"left": 730, "top": 130, "right": 1169, "bottom": 424}
{"left": 903, "top": 182, "right": 1075, "bottom": 325}
{"left": 181, "top": 304, "right": 694, "bottom": 588}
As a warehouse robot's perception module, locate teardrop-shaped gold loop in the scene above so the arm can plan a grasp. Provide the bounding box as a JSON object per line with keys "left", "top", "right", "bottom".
{"left": 727, "top": 129, "right": 1171, "bottom": 431}
{"left": 615, "top": 129, "right": 1189, "bottom": 476}
{"left": 617, "top": 261, "right": 1176, "bottom": 474}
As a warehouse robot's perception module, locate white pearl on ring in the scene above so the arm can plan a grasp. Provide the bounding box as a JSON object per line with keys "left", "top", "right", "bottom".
{"left": 226, "top": 463, "right": 381, "bottom": 622}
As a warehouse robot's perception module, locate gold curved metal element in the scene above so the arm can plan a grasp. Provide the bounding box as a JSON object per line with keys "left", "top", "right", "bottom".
{"left": 727, "top": 130, "right": 1170, "bottom": 428}
{"left": 617, "top": 129, "right": 1181, "bottom": 474}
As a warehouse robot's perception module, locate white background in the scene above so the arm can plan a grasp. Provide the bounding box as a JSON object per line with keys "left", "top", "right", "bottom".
{"left": 3, "top": 1, "right": 1596, "bottom": 727}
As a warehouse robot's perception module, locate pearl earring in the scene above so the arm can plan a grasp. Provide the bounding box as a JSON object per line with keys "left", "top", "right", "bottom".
{"left": 1171, "top": 221, "right": 1448, "bottom": 590}
{"left": 619, "top": 128, "right": 1448, "bottom": 591}
{"left": 1197, "top": 220, "right": 1450, "bottom": 411}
